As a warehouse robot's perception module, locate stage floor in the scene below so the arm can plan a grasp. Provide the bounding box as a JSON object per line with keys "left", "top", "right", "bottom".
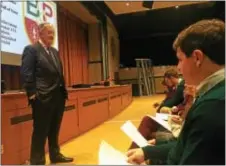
{"left": 45, "top": 94, "right": 164, "bottom": 165}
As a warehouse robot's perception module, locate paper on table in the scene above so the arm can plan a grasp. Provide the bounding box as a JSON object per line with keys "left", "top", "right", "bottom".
{"left": 99, "top": 140, "right": 131, "bottom": 165}
{"left": 121, "top": 120, "right": 149, "bottom": 148}
{"left": 156, "top": 113, "right": 169, "bottom": 121}
{"left": 148, "top": 115, "right": 171, "bottom": 131}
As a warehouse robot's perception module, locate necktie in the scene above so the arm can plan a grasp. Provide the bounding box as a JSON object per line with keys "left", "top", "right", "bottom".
{"left": 47, "top": 48, "right": 58, "bottom": 68}
{"left": 47, "top": 48, "right": 63, "bottom": 87}
{"left": 181, "top": 95, "right": 195, "bottom": 120}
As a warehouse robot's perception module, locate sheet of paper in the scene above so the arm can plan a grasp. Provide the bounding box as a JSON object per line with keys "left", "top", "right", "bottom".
{"left": 99, "top": 140, "right": 131, "bottom": 165}
{"left": 156, "top": 113, "right": 169, "bottom": 121}
{"left": 121, "top": 120, "right": 149, "bottom": 148}
{"left": 148, "top": 115, "right": 172, "bottom": 131}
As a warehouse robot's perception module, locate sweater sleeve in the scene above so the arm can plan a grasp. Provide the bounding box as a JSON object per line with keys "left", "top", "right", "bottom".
{"left": 142, "top": 140, "right": 176, "bottom": 161}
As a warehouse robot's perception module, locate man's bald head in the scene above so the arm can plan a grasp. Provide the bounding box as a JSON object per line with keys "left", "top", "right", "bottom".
{"left": 38, "top": 22, "right": 55, "bottom": 47}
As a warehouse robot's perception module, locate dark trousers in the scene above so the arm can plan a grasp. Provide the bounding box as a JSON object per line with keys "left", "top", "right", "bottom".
{"left": 30, "top": 89, "right": 65, "bottom": 164}
{"left": 129, "top": 116, "right": 158, "bottom": 149}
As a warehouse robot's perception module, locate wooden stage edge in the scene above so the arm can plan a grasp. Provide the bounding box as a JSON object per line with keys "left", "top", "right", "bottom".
{"left": 1, "top": 85, "right": 132, "bottom": 164}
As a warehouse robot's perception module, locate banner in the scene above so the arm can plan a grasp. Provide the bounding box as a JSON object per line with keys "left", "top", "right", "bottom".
{"left": 0, "top": 1, "right": 58, "bottom": 55}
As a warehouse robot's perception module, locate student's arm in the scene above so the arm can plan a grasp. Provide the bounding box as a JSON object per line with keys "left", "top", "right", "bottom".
{"left": 160, "top": 81, "right": 185, "bottom": 108}
{"left": 142, "top": 140, "right": 177, "bottom": 161}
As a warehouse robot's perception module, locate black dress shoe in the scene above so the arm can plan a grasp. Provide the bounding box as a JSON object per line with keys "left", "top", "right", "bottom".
{"left": 50, "top": 153, "right": 74, "bottom": 163}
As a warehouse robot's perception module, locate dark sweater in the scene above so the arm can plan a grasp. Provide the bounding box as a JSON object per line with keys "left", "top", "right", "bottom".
{"left": 157, "top": 80, "right": 185, "bottom": 113}
{"left": 143, "top": 80, "right": 225, "bottom": 165}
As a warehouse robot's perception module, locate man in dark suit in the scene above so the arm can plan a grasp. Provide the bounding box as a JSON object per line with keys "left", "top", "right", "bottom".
{"left": 21, "top": 23, "right": 74, "bottom": 164}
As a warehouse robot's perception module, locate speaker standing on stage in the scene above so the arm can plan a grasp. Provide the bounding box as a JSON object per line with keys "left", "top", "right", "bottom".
{"left": 21, "top": 23, "right": 74, "bottom": 165}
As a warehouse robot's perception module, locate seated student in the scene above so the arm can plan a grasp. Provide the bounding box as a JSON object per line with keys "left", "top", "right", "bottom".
{"left": 156, "top": 69, "right": 185, "bottom": 113}
{"left": 153, "top": 77, "right": 177, "bottom": 109}
{"left": 129, "top": 70, "right": 185, "bottom": 150}
{"left": 161, "top": 83, "right": 196, "bottom": 115}
{"left": 128, "top": 84, "right": 196, "bottom": 150}
{"left": 126, "top": 19, "right": 225, "bottom": 165}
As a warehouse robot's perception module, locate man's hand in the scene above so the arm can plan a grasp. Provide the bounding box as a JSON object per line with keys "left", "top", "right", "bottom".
{"left": 147, "top": 139, "right": 156, "bottom": 145}
{"left": 171, "top": 115, "right": 182, "bottom": 124}
{"left": 153, "top": 102, "right": 160, "bottom": 108}
{"left": 126, "top": 148, "right": 145, "bottom": 165}
{"left": 29, "top": 94, "right": 36, "bottom": 100}
{"left": 160, "top": 106, "right": 171, "bottom": 113}
{"left": 171, "top": 106, "right": 178, "bottom": 114}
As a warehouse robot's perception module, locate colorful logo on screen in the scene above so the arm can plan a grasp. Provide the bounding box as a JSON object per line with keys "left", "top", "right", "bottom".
{"left": 23, "top": 1, "right": 56, "bottom": 44}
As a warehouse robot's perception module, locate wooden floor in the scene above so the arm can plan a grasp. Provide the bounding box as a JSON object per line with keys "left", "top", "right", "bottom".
{"left": 45, "top": 95, "right": 164, "bottom": 165}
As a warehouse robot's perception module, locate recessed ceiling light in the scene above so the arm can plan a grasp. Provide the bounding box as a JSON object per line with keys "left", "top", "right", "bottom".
{"left": 175, "top": 5, "right": 179, "bottom": 9}
{"left": 126, "top": 2, "right": 130, "bottom": 6}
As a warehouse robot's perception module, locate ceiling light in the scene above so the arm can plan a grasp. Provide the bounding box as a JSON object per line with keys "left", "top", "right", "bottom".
{"left": 175, "top": 5, "right": 179, "bottom": 9}
{"left": 126, "top": 2, "right": 130, "bottom": 6}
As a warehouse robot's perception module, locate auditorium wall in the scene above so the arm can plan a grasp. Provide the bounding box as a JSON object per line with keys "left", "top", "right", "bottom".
{"left": 118, "top": 65, "right": 180, "bottom": 93}
{"left": 87, "top": 17, "right": 120, "bottom": 84}
{"left": 88, "top": 23, "right": 102, "bottom": 84}
{"left": 106, "top": 17, "right": 120, "bottom": 80}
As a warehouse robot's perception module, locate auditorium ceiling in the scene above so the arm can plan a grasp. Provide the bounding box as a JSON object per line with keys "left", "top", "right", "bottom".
{"left": 58, "top": 1, "right": 211, "bottom": 24}
{"left": 103, "top": 1, "right": 224, "bottom": 40}
{"left": 58, "top": 1, "right": 98, "bottom": 24}
{"left": 59, "top": 1, "right": 224, "bottom": 41}
{"left": 104, "top": 1, "right": 209, "bottom": 15}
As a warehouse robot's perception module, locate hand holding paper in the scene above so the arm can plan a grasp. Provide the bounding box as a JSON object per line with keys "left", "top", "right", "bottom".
{"left": 148, "top": 115, "right": 171, "bottom": 131}
{"left": 121, "top": 120, "right": 149, "bottom": 148}
{"left": 99, "top": 140, "right": 131, "bottom": 165}
{"left": 155, "top": 113, "right": 169, "bottom": 121}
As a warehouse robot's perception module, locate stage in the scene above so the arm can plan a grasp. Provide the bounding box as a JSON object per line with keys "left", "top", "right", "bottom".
{"left": 1, "top": 85, "right": 132, "bottom": 164}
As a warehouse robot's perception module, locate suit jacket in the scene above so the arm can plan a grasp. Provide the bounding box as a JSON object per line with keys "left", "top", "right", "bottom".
{"left": 21, "top": 42, "right": 68, "bottom": 103}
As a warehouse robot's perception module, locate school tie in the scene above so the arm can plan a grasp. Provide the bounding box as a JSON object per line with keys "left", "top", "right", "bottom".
{"left": 47, "top": 48, "right": 58, "bottom": 68}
